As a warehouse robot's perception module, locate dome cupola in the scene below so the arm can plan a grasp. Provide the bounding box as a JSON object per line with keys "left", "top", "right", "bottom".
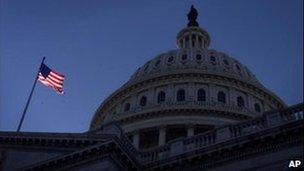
{"left": 177, "top": 5, "right": 211, "bottom": 49}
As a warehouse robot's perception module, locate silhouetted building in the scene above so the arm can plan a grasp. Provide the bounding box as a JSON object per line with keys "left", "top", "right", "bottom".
{"left": 0, "top": 6, "right": 303, "bottom": 171}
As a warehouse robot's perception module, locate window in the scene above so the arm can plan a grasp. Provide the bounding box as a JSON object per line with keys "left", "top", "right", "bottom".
{"left": 210, "top": 56, "right": 216, "bottom": 62}
{"left": 157, "top": 91, "right": 166, "bottom": 103}
{"left": 177, "top": 89, "right": 185, "bottom": 101}
{"left": 223, "top": 60, "right": 229, "bottom": 65}
{"left": 197, "top": 89, "right": 206, "bottom": 101}
{"left": 254, "top": 103, "right": 261, "bottom": 112}
{"left": 191, "top": 35, "right": 196, "bottom": 40}
{"left": 198, "top": 37, "right": 202, "bottom": 47}
{"left": 217, "top": 91, "right": 226, "bottom": 103}
{"left": 168, "top": 56, "right": 174, "bottom": 63}
{"left": 196, "top": 54, "right": 202, "bottom": 60}
{"left": 182, "top": 54, "right": 187, "bottom": 60}
{"left": 237, "top": 96, "right": 245, "bottom": 107}
{"left": 124, "top": 103, "right": 130, "bottom": 111}
{"left": 140, "top": 96, "right": 147, "bottom": 106}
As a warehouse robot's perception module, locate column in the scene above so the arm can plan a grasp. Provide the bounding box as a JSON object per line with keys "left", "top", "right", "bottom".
{"left": 186, "top": 34, "right": 190, "bottom": 48}
{"left": 190, "top": 34, "right": 194, "bottom": 49}
{"left": 229, "top": 87, "right": 235, "bottom": 106}
{"left": 209, "top": 84, "right": 216, "bottom": 103}
{"left": 118, "top": 103, "right": 122, "bottom": 113}
{"left": 187, "top": 124, "right": 194, "bottom": 137}
{"left": 147, "top": 88, "right": 154, "bottom": 106}
{"left": 247, "top": 94, "right": 252, "bottom": 109}
{"left": 133, "top": 131, "right": 140, "bottom": 149}
{"left": 195, "top": 34, "right": 199, "bottom": 48}
{"left": 261, "top": 101, "right": 265, "bottom": 113}
{"left": 158, "top": 126, "right": 166, "bottom": 146}
{"left": 130, "top": 95, "right": 138, "bottom": 110}
{"left": 191, "top": 34, "right": 196, "bottom": 49}
{"left": 188, "top": 83, "right": 195, "bottom": 101}
{"left": 151, "top": 87, "right": 156, "bottom": 105}
{"left": 167, "top": 84, "right": 174, "bottom": 103}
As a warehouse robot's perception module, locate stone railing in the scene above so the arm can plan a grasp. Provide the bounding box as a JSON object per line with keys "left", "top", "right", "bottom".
{"left": 115, "top": 135, "right": 139, "bottom": 161}
{"left": 0, "top": 132, "right": 115, "bottom": 150}
{"left": 137, "top": 103, "right": 304, "bottom": 164}
{"left": 116, "top": 100, "right": 258, "bottom": 119}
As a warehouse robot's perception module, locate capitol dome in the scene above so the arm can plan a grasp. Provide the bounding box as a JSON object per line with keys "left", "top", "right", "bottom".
{"left": 90, "top": 6, "right": 286, "bottom": 149}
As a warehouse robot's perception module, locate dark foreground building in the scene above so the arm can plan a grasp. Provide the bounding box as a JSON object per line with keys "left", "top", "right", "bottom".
{"left": 1, "top": 6, "right": 303, "bottom": 171}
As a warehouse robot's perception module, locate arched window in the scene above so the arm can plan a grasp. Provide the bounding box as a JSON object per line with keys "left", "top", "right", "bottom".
{"left": 197, "top": 89, "right": 206, "bottom": 101}
{"left": 254, "top": 103, "right": 261, "bottom": 112}
{"left": 140, "top": 96, "right": 147, "bottom": 106}
{"left": 196, "top": 54, "right": 202, "bottom": 60}
{"left": 182, "top": 54, "right": 187, "bottom": 60}
{"left": 157, "top": 91, "right": 166, "bottom": 103}
{"left": 124, "top": 103, "right": 130, "bottom": 111}
{"left": 217, "top": 91, "right": 226, "bottom": 103}
{"left": 210, "top": 56, "right": 216, "bottom": 62}
{"left": 177, "top": 89, "right": 185, "bottom": 102}
{"left": 223, "top": 59, "right": 229, "bottom": 65}
{"left": 237, "top": 96, "right": 245, "bottom": 107}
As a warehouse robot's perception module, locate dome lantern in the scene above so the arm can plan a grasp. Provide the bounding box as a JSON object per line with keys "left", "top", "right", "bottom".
{"left": 177, "top": 5, "right": 211, "bottom": 50}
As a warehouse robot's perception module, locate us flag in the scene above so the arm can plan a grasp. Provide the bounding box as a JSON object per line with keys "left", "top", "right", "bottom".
{"left": 38, "top": 63, "right": 65, "bottom": 94}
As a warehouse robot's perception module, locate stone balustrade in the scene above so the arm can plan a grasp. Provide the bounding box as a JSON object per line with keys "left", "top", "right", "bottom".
{"left": 0, "top": 132, "right": 114, "bottom": 149}
{"left": 137, "top": 103, "right": 303, "bottom": 164}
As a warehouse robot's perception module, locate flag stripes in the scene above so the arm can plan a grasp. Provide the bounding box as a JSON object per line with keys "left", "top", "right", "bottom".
{"left": 38, "top": 63, "right": 65, "bottom": 94}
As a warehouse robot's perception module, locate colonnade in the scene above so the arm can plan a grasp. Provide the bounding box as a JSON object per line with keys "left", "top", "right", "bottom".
{"left": 130, "top": 124, "right": 211, "bottom": 149}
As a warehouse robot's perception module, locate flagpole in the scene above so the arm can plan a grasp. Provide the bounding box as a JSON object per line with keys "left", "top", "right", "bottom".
{"left": 17, "top": 57, "right": 46, "bottom": 132}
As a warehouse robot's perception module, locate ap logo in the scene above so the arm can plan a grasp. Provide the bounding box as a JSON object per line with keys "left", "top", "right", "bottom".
{"left": 289, "top": 160, "right": 301, "bottom": 168}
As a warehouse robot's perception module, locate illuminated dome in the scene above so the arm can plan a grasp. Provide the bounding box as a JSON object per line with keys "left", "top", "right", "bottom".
{"left": 90, "top": 6, "right": 285, "bottom": 149}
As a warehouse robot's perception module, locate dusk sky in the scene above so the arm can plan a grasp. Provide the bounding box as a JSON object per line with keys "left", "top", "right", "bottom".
{"left": 0, "top": 0, "right": 302, "bottom": 133}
